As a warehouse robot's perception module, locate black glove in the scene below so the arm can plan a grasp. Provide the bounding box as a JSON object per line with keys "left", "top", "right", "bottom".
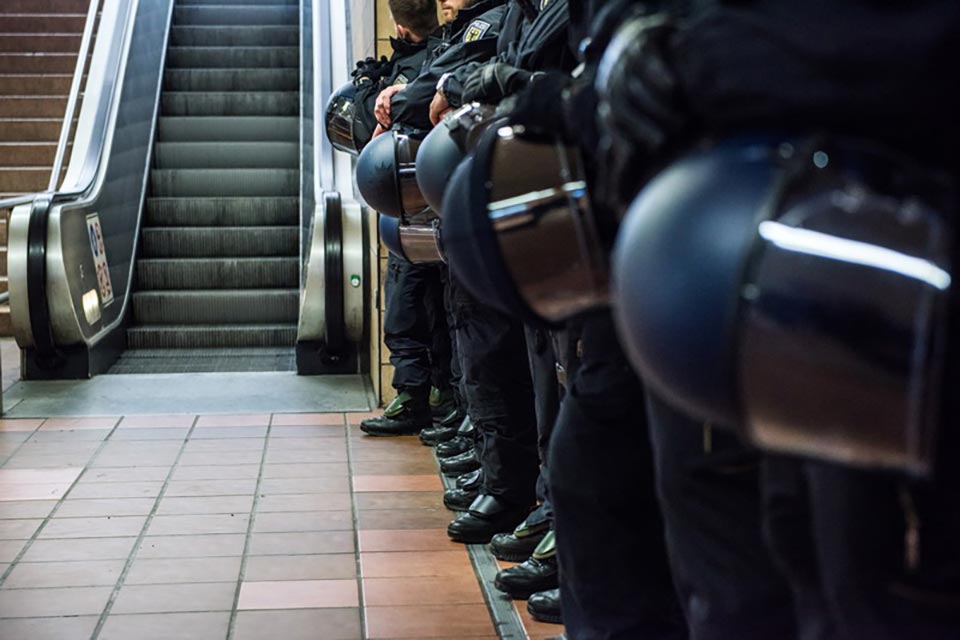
{"left": 352, "top": 56, "right": 391, "bottom": 83}
{"left": 594, "top": 14, "right": 686, "bottom": 214}
{"left": 462, "top": 62, "right": 536, "bottom": 104}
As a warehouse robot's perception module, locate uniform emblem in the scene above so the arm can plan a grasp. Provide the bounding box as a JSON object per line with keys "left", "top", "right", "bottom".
{"left": 393, "top": 73, "right": 409, "bottom": 85}
{"left": 463, "top": 19, "right": 491, "bottom": 42}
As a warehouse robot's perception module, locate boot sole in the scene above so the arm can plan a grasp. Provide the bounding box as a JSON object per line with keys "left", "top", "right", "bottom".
{"left": 494, "top": 578, "right": 559, "bottom": 601}
{"left": 528, "top": 610, "right": 563, "bottom": 625}
{"left": 360, "top": 429, "right": 420, "bottom": 437}
{"left": 447, "top": 530, "right": 502, "bottom": 544}
{"left": 441, "top": 465, "right": 480, "bottom": 477}
{"left": 443, "top": 500, "right": 471, "bottom": 512}
{"left": 489, "top": 549, "right": 531, "bottom": 563}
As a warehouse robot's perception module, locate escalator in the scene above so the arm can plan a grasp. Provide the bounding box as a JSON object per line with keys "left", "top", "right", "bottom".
{"left": 4, "top": 0, "right": 365, "bottom": 379}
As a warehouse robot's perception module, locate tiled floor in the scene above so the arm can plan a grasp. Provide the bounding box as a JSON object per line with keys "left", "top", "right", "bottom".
{"left": 0, "top": 410, "right": 561, "bottom": 639}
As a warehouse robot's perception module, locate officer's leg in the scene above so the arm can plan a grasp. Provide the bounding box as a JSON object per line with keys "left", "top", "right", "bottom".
{"left": 425, "top": 264, "right": 456, "bottom": 419}
{"left": 361, "top": 255, "right": 434, "bottom": 436}
{"left": 646, "top": 394, "right": 796, "bottom": 640}
{"left": 446, "top": 274, "right": 539, "bottom": 543}
{"left": 547, "top": 312, "right": 685, "bottom": 639}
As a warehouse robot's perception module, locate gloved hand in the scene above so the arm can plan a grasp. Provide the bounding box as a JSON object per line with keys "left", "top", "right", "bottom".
{"left": 352, "top": 56, "right": 391, "bottom": 84}
{"left": 594, "top": 14, "right": 686, "bottom": 214}
{"left": 462, "top": 62, "right": 536, "bottom": 104}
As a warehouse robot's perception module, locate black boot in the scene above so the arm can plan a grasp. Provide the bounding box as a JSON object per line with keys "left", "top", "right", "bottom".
{"left": 436, "top": 436, "right": 473, "bottom": 459}
{"left": 527, "top": 588, "right": 563, "bottom": 624}
{"left": 429, "top": 386, "right": 457, "bottom": 420}
{"left": 494, "top": 531, "right": 559, "bottom": 599}
{"left": 489, "top": 518, "right": 551, "bottom": 562}
{"left": 419, "top": 412, "right": 465, "bottom": 446}
{"left": 360, "top": 391, "right": 431, "bottom": 437}
{"left": 457, "top": 468, "right": 482, "bottom": 489}
{"left": 439, "top": 449, "right": 480, "bottom": 477}
{"left": 447, "top": 495, "right": 532, "bottom": 544}
{"left": 443, "top": 486, "right": 478, "bottom": 512}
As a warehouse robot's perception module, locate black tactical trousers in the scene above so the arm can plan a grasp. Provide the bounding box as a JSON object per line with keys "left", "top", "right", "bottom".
{"left": 383, "top": 254, "right": 451, "bottom": 395}
{"left": 645, "top": 394, "right": 795, "bottom": 640}
{"left": 548, "top": 312, "right": 684, "bottom": 640}
{"left": 524, "top": 326, "right": 561, "bottom": 528}
{"left": 448, "top": 274, "right": 538, "bottom": 506}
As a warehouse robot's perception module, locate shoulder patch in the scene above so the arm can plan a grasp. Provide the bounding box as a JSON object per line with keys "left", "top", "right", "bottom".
{"left": 463, "top": 19, "right": 492, "bottom": 43}
{"left": 393, "top": 73, "right": 409, "bottom": 86}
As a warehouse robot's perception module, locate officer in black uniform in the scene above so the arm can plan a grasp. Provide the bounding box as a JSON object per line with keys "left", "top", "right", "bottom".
{"left": 602, "top": 1, "right": 960, "bottom": 638}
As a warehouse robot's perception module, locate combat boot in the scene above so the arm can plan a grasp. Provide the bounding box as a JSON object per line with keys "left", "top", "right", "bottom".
{"left": 443, "top": 486, "right": 478, "bottom": 512}
{"left": 457, "top": 468, "right": 482, "bottom": 490}
{"left": 360, "top": 391, "right": 431, "bottom": 436}
{"left": 489, "top": 517, "right": 551, "bottom": 562}
{"left": 494, "top": 531, "right": 559, "bottom": 599}
{"left": 439, "top": 449, "right": 480, "bottom": 476}
{"left": 429, "top": 386, "right": 457, "bottom": 420}
{"left": 419, "top": 411, "right": 464, "bottom": 446}
{"left": 447, "top": 495, "right": 532, "bottom": 544}
{"left": 436, "top": 436, "right": 473, "bottom": 458}
{"left": 527, "top": 588, "right": 562, "bottom": 624}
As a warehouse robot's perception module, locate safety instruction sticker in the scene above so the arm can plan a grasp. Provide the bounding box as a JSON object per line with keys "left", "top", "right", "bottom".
{"left": 86, "top": 213, "right": 114, "bottom": 306}
{"left": 463, "top": 19, "right": 491, "bottom": 42}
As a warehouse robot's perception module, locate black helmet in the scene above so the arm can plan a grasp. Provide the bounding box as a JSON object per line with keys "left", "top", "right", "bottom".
{"left": 441, "top": 123, "right": 608, "bottom": 326}
{"left": 379, "top": 214, "right": 445, "bottom": 264}
{"left": 355, "top": 130, "right": 428, "bottom": 219}
{"left": 416, "top": 103, "right": 501, "bottom": 213}
{"left": 613, "top": 135, "right": 954, "bottom": 475}
{"left": 324, "top": 81, "right": 374, "bottom": 156}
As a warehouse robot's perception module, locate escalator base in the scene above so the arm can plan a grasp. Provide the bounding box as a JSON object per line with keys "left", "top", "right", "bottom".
{"left": 107, "top": 347, "right": 296, "bottom": 374}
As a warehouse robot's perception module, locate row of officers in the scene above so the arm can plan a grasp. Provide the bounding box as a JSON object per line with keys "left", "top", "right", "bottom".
{"left": 324, "top": 0, "right": 960, "bottom": 638}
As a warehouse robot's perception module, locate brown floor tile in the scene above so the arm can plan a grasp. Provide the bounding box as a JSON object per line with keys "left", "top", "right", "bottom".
{"left": 146, "top": 513, "right": 250, "bottom": 536}
{"left": 362, "top": 574, "right": 484, "bottom": 606}
{"left": 3, "top": 559, "right": 125, "bottom": 588}
{"left": 56, "top": 498, "right": 156, "bottom": 518}
{"left": 98, "top": 611, "right": 230, "bottom": 640}
{"left": 243, "top": 554, "right": 357, "bottom": 582}
{"left": 345, "top": 411, "right": 380, "bottom": 424}
{"left": 352, "top": 459, "right": 439, "bottom": 476}
{"left": 256, "top": 492, "right": 352, "bottom": 513}
{"left": 182, "top": 439, "right": 265, "bottom": 455}
{"left": 364, "top": 604, "right": 495, "bottom": 638}
{"left": 0, "top": 501, "right": 57, "bottom": 520}
{"left": 271, "top": 413, "right": 345, "bottom": 427}
{"left": 233, "top": 608, "right": 361, "bottom": 640}
{"left": 136, "top": 534, "right": 247, "bottom": 559}
{"left": 357, "top": 529, "right": 458, "bottom": 553}
{"left": 20, "top": 537, "right": 137, "bottom": 562}
{"left": 270, "top": 426, "right": 347, "bottom": 439}
{"left": 109, "top": 428, "right": 190, "bottom": 441}
{"left": 38, "top": 515, "right": 147, "bottom": 539}
{"left": 260, "top": 462, "right": 350, "bottom": 478}
{"left": 83, "top": 467, "right": 171, "bottom": 482}
{"left": 170, "top": 464, "right": 261, "bottom": 481}
{"left": 118, "top": 415, "right": 196, "bottom": 429}
{"left": 247, "top": 531, "right": 355, "bottom": 556}
{"left": 191, "top": 426, "right": 268, "bottom": 439}
{"left": 0, "top": 615, "right": 98, "bottom": 640}
{"left": 178, "top": 450, "right": 264, "bottom": 466}
{"left": 360, "top": 551, "right": 472, "bottom": 578}
{"left": 0, "top": 419, "right": 44, "bottom": 432}
{"left": 110, "top": 581, "right": 236, "bottom": 614}
{"left": 40, "top": 417, "right": 120, "bottom": 431}
{"left": 237, "top": 579, "right": 359, "bottom": 610}
{"left": 0, "top": 483, "right": 71, "bottom": 502}
{"left": 353, "top": 475, "right": 442, "bottom": 493}
{"left": 0, "top": 585, "right": 113, "bottom": 617}
{"left": 269, "top": 437, "right": 348, "bottom": 451}
{"left": 156, "top": 495, "right": 254, "bottom": 516}
{"left": 264, "top": 449, "right": 348, "bottom": 464}
{"left": 357, "top": 509, "right": 453, "bottom": 531}
{"left": 252, "top": 511, "right": 353, "bottom": 533}
{"left": 0, "top": 468, "right": 83, "bottom": 485}
{"left": 124, "top": 556, "right": 242, "bottom": 585}
{"left": 356, "top": 491, "right": 444, "bottom": 511}
{"left": 164, "top": 478, "right": 258, "bottom": 497}
{"left": 259, "top": 476, "right": 350, "bottom": 495}
{"left": 0, "top": 540, "right": 27, "bottom": 563}
{"left": 68, "top": 481, "right": 163, "bottom": 500}
{"left": 0, "top": 519, "right": 42, "bottom": 540}
{"left": 195, "top": 414, "right": 271, "bottom": 428}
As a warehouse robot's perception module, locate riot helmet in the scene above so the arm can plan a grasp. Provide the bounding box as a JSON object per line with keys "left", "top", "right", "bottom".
{"left": 355, "top": 130, "right": 428, "bottom": 219}
{"left": 325, "top": 81, "right": 373, "bottom": 156}
{"left": 379, "top": 214, "right": 445, "bottom": 264}
{"left": 612, "top": 135, "right": 954, "bottom": 476}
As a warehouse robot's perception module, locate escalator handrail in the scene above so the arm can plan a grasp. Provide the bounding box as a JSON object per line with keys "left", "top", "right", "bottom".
{"left": 12, "top": 0, "right": 138, "bottom": 356}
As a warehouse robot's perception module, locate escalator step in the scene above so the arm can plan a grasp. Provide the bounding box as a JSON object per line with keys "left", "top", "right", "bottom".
{"left": 154, "top": 142, "right": 297, "bottom": 169}
{"left": 163, "top": 68, "right": 299, "bottom": 92}
{"left": 167, "top": 46, "right": 299, "bottom": 69}
{"left": 133, "top": 289, "right": 299, "bottom": 324}
{"left": 127, "top": 324, "right": 298, "bottom": 349}
{"left": 169, "top": 26, "right": 298, "bottom": 47}
{"left": 158, "top": 116, "right": 297, "bottom": 142}
{"left": 146, "top": 197, "right": 299, "bottom": 226}
{"left": 173, "top": 5, "right": 298, "bottom": 26}
{"left": 150, "top": 168, "right": 298, "bottom": 197}
{"left": 141, "top": 226, "right": 298, "bottom": 257}
{"left": 137, "top": 257, "right": 298, "bottom": 290}
{"left": 161, "top": 91, "right": 297, "bottom": 116}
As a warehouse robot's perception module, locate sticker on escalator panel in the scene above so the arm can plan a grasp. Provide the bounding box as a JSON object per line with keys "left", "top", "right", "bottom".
{"left": 86, "top": 213, "right": 114, "bottom": 306}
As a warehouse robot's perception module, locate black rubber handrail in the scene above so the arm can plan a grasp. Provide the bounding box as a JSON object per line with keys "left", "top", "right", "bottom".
{"left": 323, "top": 191, "right": 345, "bottom": 355}
{"left": 25, "top": 194, "right": 64, "bottom": 369}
